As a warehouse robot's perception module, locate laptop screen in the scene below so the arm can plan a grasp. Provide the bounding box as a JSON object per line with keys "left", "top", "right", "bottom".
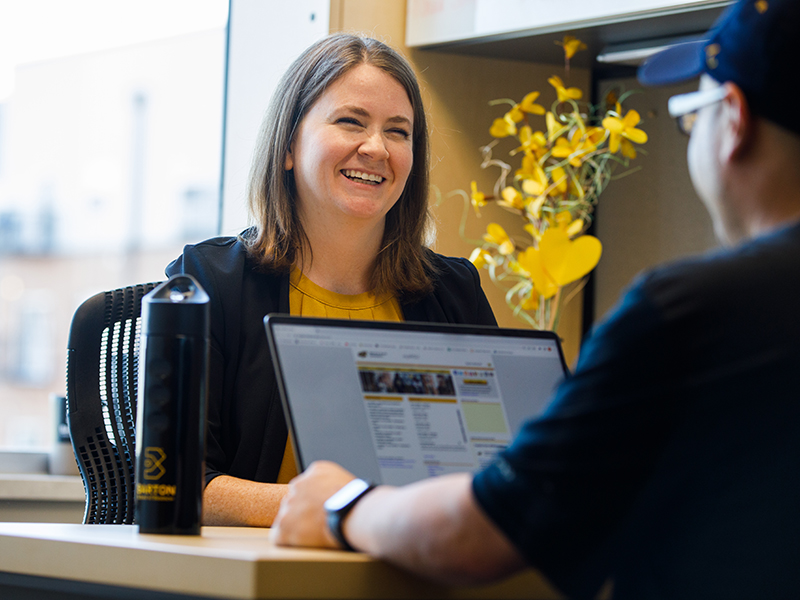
{"left": 265, "top": 316, "right": 568, "bottom": 486}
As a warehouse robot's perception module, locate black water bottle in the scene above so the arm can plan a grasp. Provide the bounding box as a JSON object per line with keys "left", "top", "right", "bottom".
{"left": 135, "top": 275, "right": 209, "bottom": 534}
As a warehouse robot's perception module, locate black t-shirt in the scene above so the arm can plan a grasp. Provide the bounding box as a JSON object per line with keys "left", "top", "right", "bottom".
{"left": 473, "top": 222, "right": 800, "bottom": 599}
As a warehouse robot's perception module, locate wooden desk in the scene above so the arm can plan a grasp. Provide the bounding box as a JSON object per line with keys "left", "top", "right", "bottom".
{"left": 0, "top": 522, "right": 560, "bottom": 599}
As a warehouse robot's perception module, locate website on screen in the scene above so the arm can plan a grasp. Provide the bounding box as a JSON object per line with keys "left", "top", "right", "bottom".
{"left": 272, "top": 324, "right": 565, "bottom": 485}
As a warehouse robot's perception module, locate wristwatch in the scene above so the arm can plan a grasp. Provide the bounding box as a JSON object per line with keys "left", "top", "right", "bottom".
{"left": 324, "top": 478, "right": 376, "bottom": 552}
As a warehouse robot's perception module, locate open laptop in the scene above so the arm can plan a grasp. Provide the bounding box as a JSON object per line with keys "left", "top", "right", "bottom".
{"left": 264, "top": 315, "right": 568, "bottom": 486}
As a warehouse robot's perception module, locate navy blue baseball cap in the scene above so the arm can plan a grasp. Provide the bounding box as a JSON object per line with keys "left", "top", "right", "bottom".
{"left": 637, "top": 0, "right": 800, "bottom": 135}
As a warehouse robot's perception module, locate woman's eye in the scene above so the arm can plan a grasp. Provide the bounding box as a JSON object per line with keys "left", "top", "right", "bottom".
{"left": 337, "top": 117, "right": 362, "bottom": 127}
{"left": 388, "top": 128, "right": 411, "bottom": 139}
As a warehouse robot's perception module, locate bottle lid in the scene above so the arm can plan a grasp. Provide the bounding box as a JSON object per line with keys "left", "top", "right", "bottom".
{"left": 142, "top": 275, "right": 210, "bottom": 337}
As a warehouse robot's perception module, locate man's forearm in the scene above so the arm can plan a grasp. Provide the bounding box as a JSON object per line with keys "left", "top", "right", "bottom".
{"left": 343, "top": 473, "right": 526, "bottom": 585}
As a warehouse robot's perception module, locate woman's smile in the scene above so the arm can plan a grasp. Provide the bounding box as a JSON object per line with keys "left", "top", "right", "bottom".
{"left": 341, "top": 169, "right": 385, "bottom": 185}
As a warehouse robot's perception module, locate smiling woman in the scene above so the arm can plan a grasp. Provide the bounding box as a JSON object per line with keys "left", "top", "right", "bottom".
{"left": 165, "top": 33, "right": 498, "bottom": 528}
{"left": 244, "top": 34, "right": 436, "bottom": 297}
{"left": 287, "top": 63, "right": 415, "bottom": 293}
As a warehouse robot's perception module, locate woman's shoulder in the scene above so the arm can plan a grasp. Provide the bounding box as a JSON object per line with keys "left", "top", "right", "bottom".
{"left": 180, "top": 227, "right": 265, "bottom": 254}
{"left": 166, "top": 235, "right": 244, "bottom": 275}
{"left": 181, "top": 234, "right": 247, "bottom": 257}
{"left": 423, "top": 249, "right": 480, "bottom": 286}
{"left": 165, "top": 231, "right": 278, "bottom": 287}
{"left": 409, "top": 248, "right": 496, "bottom": 326}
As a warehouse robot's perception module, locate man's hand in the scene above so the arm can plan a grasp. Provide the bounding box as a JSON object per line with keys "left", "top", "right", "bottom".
{"left": 273, "top": 462, "right": 525, "bottom": 585}
{"left": 271, "top": 461, "right": 357, "bottom": 549}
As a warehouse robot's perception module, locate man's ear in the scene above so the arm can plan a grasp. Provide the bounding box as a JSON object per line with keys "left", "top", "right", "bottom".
{"left": 719, "top": 82, "right": 753, "bottom": 162}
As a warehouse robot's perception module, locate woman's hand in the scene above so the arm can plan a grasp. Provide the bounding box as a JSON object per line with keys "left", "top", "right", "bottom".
{"left": 271, "top": 461, "right": 357, "bottom": 549}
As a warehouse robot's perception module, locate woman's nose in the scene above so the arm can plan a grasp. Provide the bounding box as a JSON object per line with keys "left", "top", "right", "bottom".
{"left": 359, "top": 131, "right": 390, "bottom": 161}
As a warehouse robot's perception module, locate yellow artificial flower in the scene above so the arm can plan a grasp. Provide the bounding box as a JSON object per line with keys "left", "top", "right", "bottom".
{"left": 517, "top": 125, "right": 534, "bottom": 146}
{"left": 490, "top": 115, "right": 517, "bottom": 138}
{"left": 621, "top": 138, "right": 638, "bottom": 159}
{"left": 551, "top": 136, "right": 578, "bottom": 163}
{"left": 509, "top": 259, "right": 529, "bottom": 276}
{"left": 602, "top": 108, "right": 648, "bottom": 154}
{"left": 516, "top": 152, "right": 542, "bottom": 182}
{"left": 470, "top": 181, "right": 487, "bottom": 212}
{"left": 567, "top": 218, "right": 585, "bottom": 237}
{"left": 526, "top": 195, "right": 547, "bottom": 221}
{"left": 548, "top": 75, "right": 582, "bottom": 103}
{"left": 520, "top": 159, "right": 548, "bottom": 196}
{"left": 517, "top": 247, "right": 559, "bottom": 299}
{"left": 551, "top": 129, "right": 594, "bottom": 167}
{"left": 549, "top": 166, "right": 568, "bottom": 195}
{"left": 553, "top": 211, "right": 585, "bottom": 237}
{"left": 514, "top": 127, "right": 547, "bottom": 159}
{"left": 556, "top": 35, "right": 587, "bottom": 60}
{"left": 520, "top": 91, "right": 546, "bottom": 115}
{"left": 530, "top": 129, "right": 548, "bottom": 149}
{"left": 507, "top": 104, "right": 525, "bottom": 123}
{"left": 521, "top": 164, "right": 565, "bottom": 210}
{"left": 455, "top": 50, "right": 649, "bottom": 327}
{"left": 524, "top": 223, "right": 540, "bottom": 241}
{"left": 584, "top": 126, "right": 607, "bottom": 150}
{"left": 539, "top": 227, "right": 602, "bottom": 287}
{"left": 545, "top": 111, "right": 566, "bottom": 142}
{"left": 510, "top": 126, "right": 532, "bottom": 157}
{"left": 500, "top": 186, "right": 526, "bottom": 211}
{"left": 483, "top": 223, "right": 515, "bottom": 255}
{"left": 469, "top": 247, "right": 495, "bottom": 269}
{"left": 553, "top": 211, "right": 572, "bottom": 229}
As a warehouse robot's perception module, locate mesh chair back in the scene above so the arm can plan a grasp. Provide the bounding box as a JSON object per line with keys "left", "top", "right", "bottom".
{"left": 66, "top": 282, "right": 162, "bottom": 524}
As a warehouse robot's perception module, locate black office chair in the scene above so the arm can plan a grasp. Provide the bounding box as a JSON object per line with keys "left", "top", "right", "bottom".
{"left": 66, "top": 282, "right": 163, "bottom": 524}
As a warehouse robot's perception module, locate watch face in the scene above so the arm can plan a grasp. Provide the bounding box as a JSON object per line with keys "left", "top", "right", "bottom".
{"left": 324, "top": 479, "right": 372, "bottom": 512}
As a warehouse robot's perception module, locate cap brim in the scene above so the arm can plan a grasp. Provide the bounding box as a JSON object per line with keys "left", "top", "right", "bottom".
{"left": 637, "top": 39, "right": 707, "bottom": 87}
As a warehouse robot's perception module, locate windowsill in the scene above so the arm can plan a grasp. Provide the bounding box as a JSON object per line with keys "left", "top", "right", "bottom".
{"left": 0, "top": 473, "right": 84, "bottom": 502}
{"left": 0, "top": 472, "right": 85, "bottom": 523}
{"left": 0, "top": 449, "right": 50, "bottom": 475}
{"left": 0, "top": 448, "right": 84, "bottom": 503}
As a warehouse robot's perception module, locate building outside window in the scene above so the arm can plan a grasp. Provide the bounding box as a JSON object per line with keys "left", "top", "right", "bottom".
{"left": 0, "top": 0, "right": 228, "bottom": 449}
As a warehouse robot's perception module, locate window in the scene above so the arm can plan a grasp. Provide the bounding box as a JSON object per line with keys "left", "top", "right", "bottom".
{"left": 0, "top": 0, "right": 228, "bottom": 449}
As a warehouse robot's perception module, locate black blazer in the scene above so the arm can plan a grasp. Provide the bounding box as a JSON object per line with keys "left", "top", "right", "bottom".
{"left": 166, "top": 235, "right": 497, "bottom": 485}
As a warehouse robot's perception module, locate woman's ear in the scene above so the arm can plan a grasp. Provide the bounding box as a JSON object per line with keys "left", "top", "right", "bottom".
{"left": 284, "top": 150, "right": 294, "bottom": 171}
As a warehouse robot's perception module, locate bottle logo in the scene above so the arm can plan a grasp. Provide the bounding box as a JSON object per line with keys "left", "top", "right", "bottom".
{"left": 137, "top": 446, "right": 176, "bottom": 502}
{"left": 143, "top": 446, "right": 167, "bottom": 480}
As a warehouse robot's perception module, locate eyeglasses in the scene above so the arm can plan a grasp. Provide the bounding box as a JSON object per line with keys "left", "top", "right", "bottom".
{"left": 668, "top": 86, "right": 729, "bottom": 136}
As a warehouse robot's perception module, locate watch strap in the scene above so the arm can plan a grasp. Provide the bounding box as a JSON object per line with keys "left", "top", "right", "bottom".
{"left": 325, "top": 480, "right": 376, "bottom": 551}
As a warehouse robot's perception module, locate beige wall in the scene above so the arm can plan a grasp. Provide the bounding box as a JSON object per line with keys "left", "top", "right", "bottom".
{"left": 330, "top": 0, "right": 588, "bottom": 364}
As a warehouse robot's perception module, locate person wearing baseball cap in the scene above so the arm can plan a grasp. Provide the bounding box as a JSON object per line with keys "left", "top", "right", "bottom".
{"left": 639, "top": 0, "right": 800, "bottom": 245}
{"left": 640, "top": 0, "right": 800, "bottom": 135}
{"left": 272, "top": 2, "right": 800, "bottom": 598}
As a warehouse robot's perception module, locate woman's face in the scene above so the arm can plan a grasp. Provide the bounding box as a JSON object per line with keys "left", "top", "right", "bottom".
{"left": 285, "top": 63, "right": 414, "bottom": 231}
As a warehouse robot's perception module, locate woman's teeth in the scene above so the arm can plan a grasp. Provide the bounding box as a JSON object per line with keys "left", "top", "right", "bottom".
{"left": 343, "top": 169, "right": 384, "bottom": 185}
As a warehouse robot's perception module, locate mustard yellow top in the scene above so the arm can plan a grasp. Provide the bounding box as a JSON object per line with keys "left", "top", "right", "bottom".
{"left": 275, "top": 269, "right": 403, "bottom": 483}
